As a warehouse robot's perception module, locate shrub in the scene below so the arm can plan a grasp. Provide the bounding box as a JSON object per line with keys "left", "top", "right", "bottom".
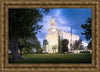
{"left": 80, "top": 51, "right": 90, "bottom": 53}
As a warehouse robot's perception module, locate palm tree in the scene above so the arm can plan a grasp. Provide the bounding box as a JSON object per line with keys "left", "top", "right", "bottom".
{"left": 52, "top": 46, "right": 55, "bottom": 54}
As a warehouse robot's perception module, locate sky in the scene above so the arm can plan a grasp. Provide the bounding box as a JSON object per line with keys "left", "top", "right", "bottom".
{"left": 36, "top": 8, "right": 92, "bottom": 47}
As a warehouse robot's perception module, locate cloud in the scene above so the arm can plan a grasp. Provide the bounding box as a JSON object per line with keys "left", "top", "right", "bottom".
{"left": 36, "top": 8, "right": 91, "bottom": 47}
{"left": 54, "top": 9, "right": 68, "bottom": 25}
{"left": 37, "top": 9, "right": 67, "bottom": 47}
{"left": 82, "top": 41, "right": 88, "bottom": 47}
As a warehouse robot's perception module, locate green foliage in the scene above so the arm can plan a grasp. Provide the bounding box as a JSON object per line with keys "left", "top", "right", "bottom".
{"left": 9, "top": 9, "right": 50, "bottom": 50}
{"left": 43, "top": 40, "right": 48, "bottom": 45}
{"left": 9, "top": 8, "right": 50, "bottom": 40}
{"left": 79, "top": 45, "right": 84, "bottom": 50}
{"left": 58, "top": 34, "right": 61, "bottom": 53}
{"left": 37, "top": 48, "right": 43, "bottom": 53}
{"left": 42, "top": 46, "right": 44, "bottom": 51}
{"left": 9, "top": 9, "right": 39, "bottom": 39}
{"left": 36, "top": 42, "right": 42, "bottom": 53}
{"left": 52, "top": 46, "right": 56, "bottom": 53}
{"left": 23, "top": 47, "right": 33, "bottom": 53}
{"left": 81, "top": 18, "right": 92, "bottom": 41}
{"left": 20, "top": 41, "right": 34, "bottom": 53}
{"left": 52, "top": 46, "right": 55, "bottom": 49}
{"left": 18, "top": 36, "right": 41, "bottom": 54}
{"left": 80, "top": 51, "right": 90, "bottom": 53}
{"left": 8, "top": 8, "right": 50, "bottom": 59}
{"left": 61, "top": 39, "right": 69, "bottom": 53}
{"left": 43, "top": 39, "right": 48, "bottom": 52}
{"left": 88, "top": 40, "right": 92, "bottom": 50}
{"left": 72, "top": 40, "right": 82, "bottom": 50}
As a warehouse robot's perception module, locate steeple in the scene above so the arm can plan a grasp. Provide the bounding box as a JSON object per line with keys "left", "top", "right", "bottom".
{"left": 50, "top": 16, "right": 55, "bottom": 28}
{"left": 52, "top": 16, "right": 54, "bottom": 18}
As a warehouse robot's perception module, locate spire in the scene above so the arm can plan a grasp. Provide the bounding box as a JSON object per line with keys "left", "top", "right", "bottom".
{"left": 50, "top": 16, "right": 55, "bottom": 28}
{"left": 52, "top": 15, "right": 54, "bottom": 18}
{"left": 51, "top": 16, "right": 54, "bottom": 22}
{"left": 71, "top": 26, "right": 72, "bottom": 35}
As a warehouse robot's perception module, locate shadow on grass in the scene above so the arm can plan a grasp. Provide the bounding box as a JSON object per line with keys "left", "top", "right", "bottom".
{"left": 8, "top": 53, "right": 92, "bottom": 64}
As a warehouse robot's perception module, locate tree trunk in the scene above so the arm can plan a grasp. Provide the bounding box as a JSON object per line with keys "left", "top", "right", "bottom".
{"left": 20, "top": 48, "right": 23, "bottom": 56}
{"left": 9, "top": 38, "right": 21, "bottom": 60}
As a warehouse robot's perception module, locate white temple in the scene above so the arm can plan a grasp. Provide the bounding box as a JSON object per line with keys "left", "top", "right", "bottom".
{"left": 44, "top": 16, "right": 79, "bottom": 53}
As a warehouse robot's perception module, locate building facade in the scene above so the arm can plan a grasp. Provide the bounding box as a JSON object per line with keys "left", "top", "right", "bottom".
{"left": 44, "top": 17, "right": 79, "bottom": 53}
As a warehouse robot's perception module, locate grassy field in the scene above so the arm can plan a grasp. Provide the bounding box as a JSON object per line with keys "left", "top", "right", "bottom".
{"left": 9, "top": 53, "right": 92, "bottom": 64}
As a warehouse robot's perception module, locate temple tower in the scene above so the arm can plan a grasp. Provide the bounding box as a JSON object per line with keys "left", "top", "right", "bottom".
{"left": 50, "top": 16, "right": 56, "bottom": 28}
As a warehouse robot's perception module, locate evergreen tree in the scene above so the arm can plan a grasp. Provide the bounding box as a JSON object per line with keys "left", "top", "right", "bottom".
{"left": 81, "top": 18, "right": 92, "bottom": 41}
{"left": 81, "top": 18, "right": 92, "bottom": 50}
{"left": 88, "top": 40, "right": 92, "bottom": 50}
{"left": 43, "top": 39, "right": 48, "bottom": 52}
{"left": 58, "top": 34, "right": 61, "bottom": 53}
{"left": 61, "top": 39, "right": 69, "bottom": 53}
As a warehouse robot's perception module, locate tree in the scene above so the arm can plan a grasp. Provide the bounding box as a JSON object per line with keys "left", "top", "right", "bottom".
{"left": 9, "top": 9, "right": 50, "bottom": 60}
{"left": 42, "top": 46, "right": 45, "bottom": 52}
{"left": 18, "top": 36, "right": 40, "bottom": 54}
{"left": 81, "top": 18, "right": 92, "bottom": 41}
{"left": 37, "top": 47, "right": 42, "bottom": 53}
{"left": 43, "top": 40, "right": 48, "bottom": 52}
{"left": 72, "top": 40, "right": 82, "bottom": 53}
{"left": 22, "top": 42, "right": 34, "bottom": 53}
{"left": 79, "top": 45, "right": 84, "bottom": 50}
{"left": 88, "top": 40, "right": 92, "bottom": 50}
{"left": 61, "top": 39, "right": 69, "bottom": 53}
{"left": 36, "top": 41, "right": 41, "bottom": 53}
{"left": 58, "top": 34, "right": 61, "bottom": 53}
{"left": 18, "top": 38, "right": 26, "bottom": 56}
{"left": 81, "top": 18, "right": 92, "bottom": 50}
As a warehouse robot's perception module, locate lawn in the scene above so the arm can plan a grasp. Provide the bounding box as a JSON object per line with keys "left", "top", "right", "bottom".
{"left": 9, "top": 53, "right": 92, "bottom": 64}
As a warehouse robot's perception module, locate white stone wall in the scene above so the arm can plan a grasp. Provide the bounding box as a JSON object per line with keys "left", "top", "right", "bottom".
{"left": 46, "top": 28, "right": 79, "bottom": 53}
{"left": 59, "top": 30, "right": 79, "bottom": 52}
{"left": 46, "top": 31, "right": 58, "bottom": 53}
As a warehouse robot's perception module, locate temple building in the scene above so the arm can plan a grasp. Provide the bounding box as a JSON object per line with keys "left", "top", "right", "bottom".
{"left": 43, "top": 16, "right": 79, "bottom": 53}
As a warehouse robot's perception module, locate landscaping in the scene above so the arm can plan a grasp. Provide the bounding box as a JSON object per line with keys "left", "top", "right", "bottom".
{"left": 9, "top": 53, "right": 92, "bottom": 64}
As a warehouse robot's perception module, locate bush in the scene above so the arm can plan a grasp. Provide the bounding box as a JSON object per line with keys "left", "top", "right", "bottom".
{"left": 80, "top": 51, "right": 90, "bottom": 53}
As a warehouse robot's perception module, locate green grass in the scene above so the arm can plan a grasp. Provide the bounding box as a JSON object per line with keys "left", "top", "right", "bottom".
{"left": 9, "top": 53, "right": 92, "bottom": 64}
